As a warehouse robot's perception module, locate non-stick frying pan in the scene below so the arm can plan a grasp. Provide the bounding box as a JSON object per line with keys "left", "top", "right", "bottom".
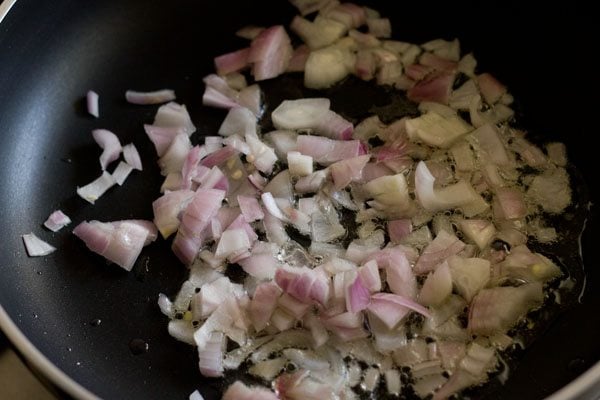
{"left": 1, "top": 0, "right": 599, "bottom": 399}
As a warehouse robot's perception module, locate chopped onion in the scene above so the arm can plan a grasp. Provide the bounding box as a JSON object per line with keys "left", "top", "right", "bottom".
{"left": 111, "top": 161, "right": 134, "bottom": 186}
{"left": 77, "top": 171, "right": 116, "bottom": 204}
{"left": 125, "top": 89, "right": 176, "bottom": 105}
{"left": 43, "top": 210, "right": 71, "bottom": 232}
{"left": 22, "top": 233, "right": 56, "bottom": 257}
{"left": 72, "top": 220, "right": 156, "bottom": 271}
{"left": 121, "top": 143, "right": 142, "bottom": 171}
{"left": 92, "top": 129, "right": 122, "bottom": 171}
{"left": 86, "top": 90, "right": 99, "bottom": 118}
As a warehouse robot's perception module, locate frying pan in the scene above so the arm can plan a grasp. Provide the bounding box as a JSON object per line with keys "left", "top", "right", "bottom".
{"left": 0, "top": 0, "right": 599, "bottom": 399}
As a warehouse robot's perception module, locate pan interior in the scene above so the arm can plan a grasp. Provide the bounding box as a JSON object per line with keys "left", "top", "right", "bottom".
{"left": 0, "top": 1, "right": 598, "bottom": 399}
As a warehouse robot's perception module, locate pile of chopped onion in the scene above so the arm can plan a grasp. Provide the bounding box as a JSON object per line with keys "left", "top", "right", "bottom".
{"left": 39, "top": 1, "right": 576, "bottom": 399}
{"left": 152, "top": 1, "right": 572, "bottom": 397}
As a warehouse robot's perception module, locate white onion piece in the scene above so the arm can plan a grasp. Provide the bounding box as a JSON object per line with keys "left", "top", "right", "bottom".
{"left": 290, "top": 15, "right": 347, "bottom": 50}
{"left": 198, "top": 332, "right": 225, "bottom": 377}
{"left": 77, "top": 171, "right": 116, "bottom": 204}
{"left": 406, "top": 112, "right": 471, "bottom": 148}
{"left": 296, "top": 135, "right": 364, "bottom": 165}
{"left": 448, "top": 256, "right": 490, "bottom": 302}
{"left": 364, "top": 173, "right": 412, "bottom": 214}
{"left": 304, "top": 45, "right": 353, "bottom": 89}
{"left": 158, "top": 133, "right": 192, "bottom": 176}
{"left": 238, "top": 84, "right": 263, "bottom": 117}
{"left": 237, "top": 195, "right": 264, "bottom": 222}
{"left": 152, "top": 189, "right": 195, "bottom": 239}
{"left": 385, "top": 369, "right": 401, "bottom": 395}
{"left": 414, "top": 230, "right": 466, "bottom": 274}
{"left": 289, "top": 0, "right": 331, "bottom": 15}
{"left": 22, "top": 233, "right": 56, "bottom": 257}
{"left": 214, "top": 48, "right": 250, "bottom": 76}
{"left": 346, "top": 274, "right": 370, "bottom": 313}
{"left": 153, "top": 102, "right": 196, "bottom": 136}
{"left": 157, "top": 293, "right": 174, "bottom": 318}
{"left": 122, "top": 143, "right": 143, "bottom": 171}
{"left": 215, "top": 228, "right": 251, "bottom": 260}
{"left": 419, "top": 261, "right": 453, "bottom": 307}
{"left": 236, "top": 25, "right": 265, "bottom": 40}
{"left": 43, "top": 210, "right": 71, "bottom": 232}
{"left": 73, "top": 220, "right": 156, "bottom": 271}
{"left": 367, "top": 18, "right": 391, "bottom": 38}
{"left": 248, "top": 25, "right": 293, "bottom": 81}
{"left": 330, "top": 154, "right": 370, "bottom": 190}
{"left": 414, "top": 161, "right": 485, "bottom": 214}
{"left": 111, "top": 161, "right": 133, "bottom": 186}
{"left": 249, "top": 358, "right": 287, "bottom": 380}
{"left": 261, "top": 192, "right": 288, "bottom": 221}
{"left": 125, "top": 89, "right": 176, "bottom": 105}
{"left": 172, "top": 189, "right": 225, "bottom": 265}
{"left": 167, "top": 320, "right": 195, "bottom": 345}
{"left": 477, "top": 73, "right": 506, "bottom": 105}
{"left": 189, "top": 390, "right": 205, "bottom": 400}
{"left": 86, "top": 90, "right": 99, "bottom": 118}
{"left": 287, "top": 151, "right": 313, "bottom": 177}
{"left": 272, "top": 98, "right": 330, "bottom": 130}
{"left": 468, "top": 283, "right": 543, "bottom": 335}
{"left": 144, "top": 125, "right": 186, "bottom": 157}
{"left": 92, "top": 129, "right": 122, "bottom": 171}
{"left": 222, "top": 381, "right": 278, "bottom": 400}
{"left": 218, "top": 107, "right": 256, "bottom": 137}
{"left": 246, "top": 134, "right": 277, "bottom": 173}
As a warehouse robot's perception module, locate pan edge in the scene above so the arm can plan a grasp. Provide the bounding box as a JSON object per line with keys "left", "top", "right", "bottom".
{"left": 0, "top": 306, "right": 99, "bottom": 400}
{"left": 0, "top": 0, "right": 17, "bottom": 23}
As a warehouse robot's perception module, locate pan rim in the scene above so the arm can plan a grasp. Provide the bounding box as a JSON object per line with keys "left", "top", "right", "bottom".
{"left": 0, "top": 305, "right": 99, "bottom": 400}
{"left": 0, "top": 0, "right": 17, "bottom": 23}
{"left": 0, "top": 0, "right": 598, "bottom": 399}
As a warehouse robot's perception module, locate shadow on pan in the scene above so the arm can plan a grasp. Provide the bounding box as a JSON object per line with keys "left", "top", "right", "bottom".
{"left": 0, "top": 0, "right": 598, "bottom": 399}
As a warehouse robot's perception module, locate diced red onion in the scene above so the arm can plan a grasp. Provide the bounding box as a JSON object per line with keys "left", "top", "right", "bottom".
{"left": 73, "top": 220, "right": 156, "bottom": 271}
{"left": 346, "top": 274, "right": 370, "bottom": 313}
{"left": 198, "top": 332, "right": 225, "bottom": 377}
{"left": 214, "top": 47, "right": 250, "bottom": 76}
{"left": 172, "top": 189, "right": 225, "bottom": 265}
{"left": 125, "top": 89, "right": 176, "bottom": 105}
{"left": 43, "top": 210, "right": 71, "bottom": 232}
{"left": 144, "top": 125, "right": 186, "bottom": 157}
{"left": 296, "top": 136, "right": 363, "bottom": 165}
{"left": 414, "top": 230, "right": 466, "bottom": 274}
{"left": 330, "top": 154, "right": 370, "bottom": 190}
{"left": 248, "top": 25, "right": 293, "bottom": 81}
{"left": 468, "top": 283, "right": 543, "bottom": 335}
{"left": 407, "top": 71, "right": 455, "bottom": 104}
{"left": 287, "top": 45, "right": 310, "bottom": 72}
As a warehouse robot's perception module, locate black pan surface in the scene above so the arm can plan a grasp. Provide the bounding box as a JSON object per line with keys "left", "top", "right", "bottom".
{"left": 0, "top": 1, "right": 599, "bottom": 399}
